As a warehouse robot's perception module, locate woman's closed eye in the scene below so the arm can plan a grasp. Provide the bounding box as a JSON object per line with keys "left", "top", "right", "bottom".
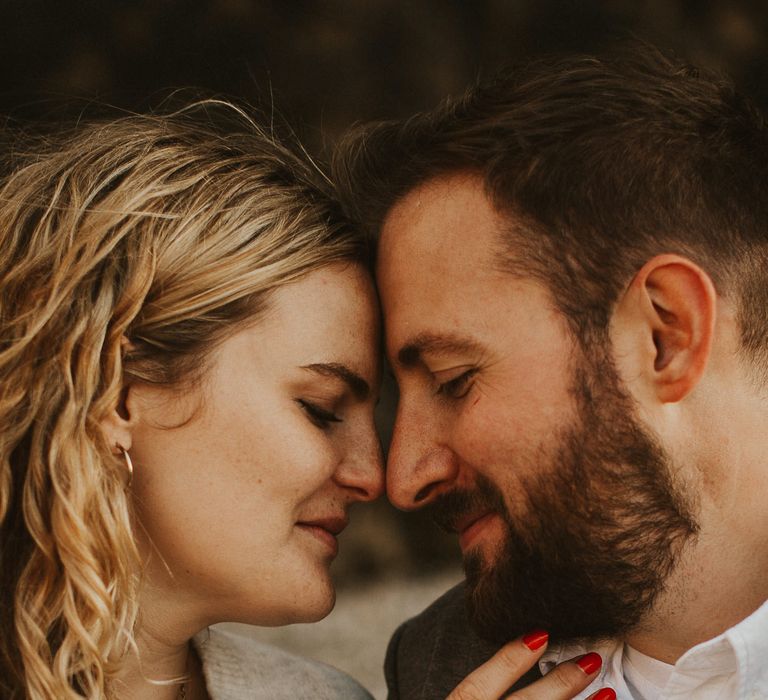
{"left": 435, "top": 368, "right": 477, "bottom": 400}
{"left": 297, "top": 399, "right": 343, "bottom": 429}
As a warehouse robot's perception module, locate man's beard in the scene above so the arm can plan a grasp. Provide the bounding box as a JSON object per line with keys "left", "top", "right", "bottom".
{"left": 428, "top": 350, "right": 699, "bottom": 645}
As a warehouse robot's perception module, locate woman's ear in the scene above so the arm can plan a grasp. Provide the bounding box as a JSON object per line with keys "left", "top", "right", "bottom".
{"left": 611, "top": 254, "right": 717, "bottom": 404}
{"left": 101, "top": 336, "right": 139, "bottom": 453}
{"left": 100, "top": 384, "right": 136, "bottom": 453}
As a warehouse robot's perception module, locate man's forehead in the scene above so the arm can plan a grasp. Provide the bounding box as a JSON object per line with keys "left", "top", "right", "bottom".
{"left": 381, "top": 172, "right": 490, "bottom": 239}
{"left": 375, "top": 171, "right": 540, "bottom": 364}
{"left": 377, "top": 172, "right": 504, "bottom": 278}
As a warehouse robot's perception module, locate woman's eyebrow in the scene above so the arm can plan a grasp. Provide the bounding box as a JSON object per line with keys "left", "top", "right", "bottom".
{"left": 300, "top": 362, "right": 370, "bottom": 400}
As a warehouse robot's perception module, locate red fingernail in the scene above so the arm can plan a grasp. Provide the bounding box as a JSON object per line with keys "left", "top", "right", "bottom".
{"left": 576, "top": 652, "right": 602, "bottom": 675}
{"left": 592, "top": 690, "right": 616, "bottom": 700}
{"left": 522, "top": 630, "right": 549, "bottom": 651}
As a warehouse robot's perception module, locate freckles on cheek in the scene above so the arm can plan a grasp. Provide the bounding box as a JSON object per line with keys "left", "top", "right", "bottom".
{"left": 285, "top": 437, "right": 338, "bottom": 492}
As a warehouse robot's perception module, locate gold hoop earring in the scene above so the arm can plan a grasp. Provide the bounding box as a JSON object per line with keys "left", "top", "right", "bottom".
{"left": 120, "top": 447, "right": 133, "bottom": 486}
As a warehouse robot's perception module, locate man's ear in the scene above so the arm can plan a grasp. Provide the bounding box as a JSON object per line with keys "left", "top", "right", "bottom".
{"left": 610, "top": 254, "right": 717, "bottom": 404}
{"left": 100, "top": 384, "right": 136, "bottom": 453}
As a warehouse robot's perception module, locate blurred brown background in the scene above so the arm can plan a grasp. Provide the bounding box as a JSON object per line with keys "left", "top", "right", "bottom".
{"left": 4, "top": 2, "right": 766, "bottom": 694}
{"left": 3, "top": 1, "right": 768, "bottom": 149}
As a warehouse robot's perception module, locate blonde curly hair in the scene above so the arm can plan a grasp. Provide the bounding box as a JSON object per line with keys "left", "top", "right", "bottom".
{"left": 0, "top": 103, "right": 369, "bottom": 699}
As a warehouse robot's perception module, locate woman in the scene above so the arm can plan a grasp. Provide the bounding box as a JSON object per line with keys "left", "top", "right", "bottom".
{"left": 0, "top": 103, "right": 385, "bottom": 699}
{"left": 0, "top": 103, "right": 611, "bottom": 700}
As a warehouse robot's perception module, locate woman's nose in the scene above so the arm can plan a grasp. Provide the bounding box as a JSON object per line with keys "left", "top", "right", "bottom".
{"left": 334, "top": 427, "right": 385, "bottom": 502}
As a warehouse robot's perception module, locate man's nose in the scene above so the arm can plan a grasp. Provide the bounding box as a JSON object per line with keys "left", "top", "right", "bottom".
{"left": 386, "top": 403, "right": 459, "bottom": 510}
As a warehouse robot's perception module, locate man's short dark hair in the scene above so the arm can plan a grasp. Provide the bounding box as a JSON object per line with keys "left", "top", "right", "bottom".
{"left": 334, "top": 44, "right": 768, "bottom": 371}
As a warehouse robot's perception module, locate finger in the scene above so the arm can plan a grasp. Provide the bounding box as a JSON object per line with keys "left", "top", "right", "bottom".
{"left": 586, "top": 689, "right": 617, "bottom": 700}
{"left": 511, "top": 652, "right": 603, "bottom": 700}
{"left": 446, "top": 630, "right": 549, "bottom": 700}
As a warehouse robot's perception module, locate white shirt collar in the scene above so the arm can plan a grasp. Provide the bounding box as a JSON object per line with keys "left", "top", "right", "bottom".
{"left": 623, "top": 645, "right": 673, "bottom": 697}
{"left": 538, "top": 597, "right": 768, "bottom": 699}
{"left": 724, "top": 596, "right": 768, "bottom": 697}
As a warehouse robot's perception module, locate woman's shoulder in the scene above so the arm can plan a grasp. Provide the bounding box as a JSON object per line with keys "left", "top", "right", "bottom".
{"left": 194, "top": 626, "right": 373, "bottom": 700}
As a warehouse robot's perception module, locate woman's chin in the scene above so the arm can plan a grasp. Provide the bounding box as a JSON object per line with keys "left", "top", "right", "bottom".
{"left": 233, "top": 579, "right": 336, "bottom": 627}
{"left": 290, "top": 563, "right": 337, "bottom": 622}
{"left": 286, "top": 584, "right": 337, "bottom": 625}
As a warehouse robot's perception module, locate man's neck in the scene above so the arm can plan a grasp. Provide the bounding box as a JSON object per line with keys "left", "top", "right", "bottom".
{"left": 625, "top": 514, "right": 768, "bottom": 664}
{"left": 627, "top": 367, "right": 768, "bottom": 664}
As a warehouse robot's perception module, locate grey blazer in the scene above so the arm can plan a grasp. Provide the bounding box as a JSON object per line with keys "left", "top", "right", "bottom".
{"left": 384, "top": 583, "right": 542, "bottom": 699}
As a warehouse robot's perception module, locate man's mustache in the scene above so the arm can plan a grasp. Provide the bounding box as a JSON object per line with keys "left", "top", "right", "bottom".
{"left": 425, "top": 475, "right": 507, "bottom": 534}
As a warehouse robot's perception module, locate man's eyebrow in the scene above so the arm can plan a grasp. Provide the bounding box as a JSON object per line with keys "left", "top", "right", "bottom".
{"left": 300, "top": 363, "right": 370, "bottom": 400}
{"left": 397, "top": 333, "right": 484, "bottom": 368}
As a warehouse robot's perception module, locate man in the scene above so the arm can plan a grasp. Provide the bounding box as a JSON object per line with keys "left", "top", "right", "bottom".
{"left": 334, "top": 46, "right": 768, "bottom": 699}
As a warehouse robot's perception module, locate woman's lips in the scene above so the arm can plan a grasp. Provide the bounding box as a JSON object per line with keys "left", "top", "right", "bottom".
{"left": 295, "top": 516, "right": 348, "bottom": 558}
{"left": 458, "top": 511, "right": 500, "bottom": 552}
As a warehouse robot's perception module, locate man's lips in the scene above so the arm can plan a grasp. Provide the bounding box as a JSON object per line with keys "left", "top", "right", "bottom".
{"left": 428, "top": 481, "right": 507, "bottom": 553}
{"left": 295, "top": 516, "right": 348, "bottom": 556}
{"left": 455, "top": 510, "right": 498, "bottom": 552}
